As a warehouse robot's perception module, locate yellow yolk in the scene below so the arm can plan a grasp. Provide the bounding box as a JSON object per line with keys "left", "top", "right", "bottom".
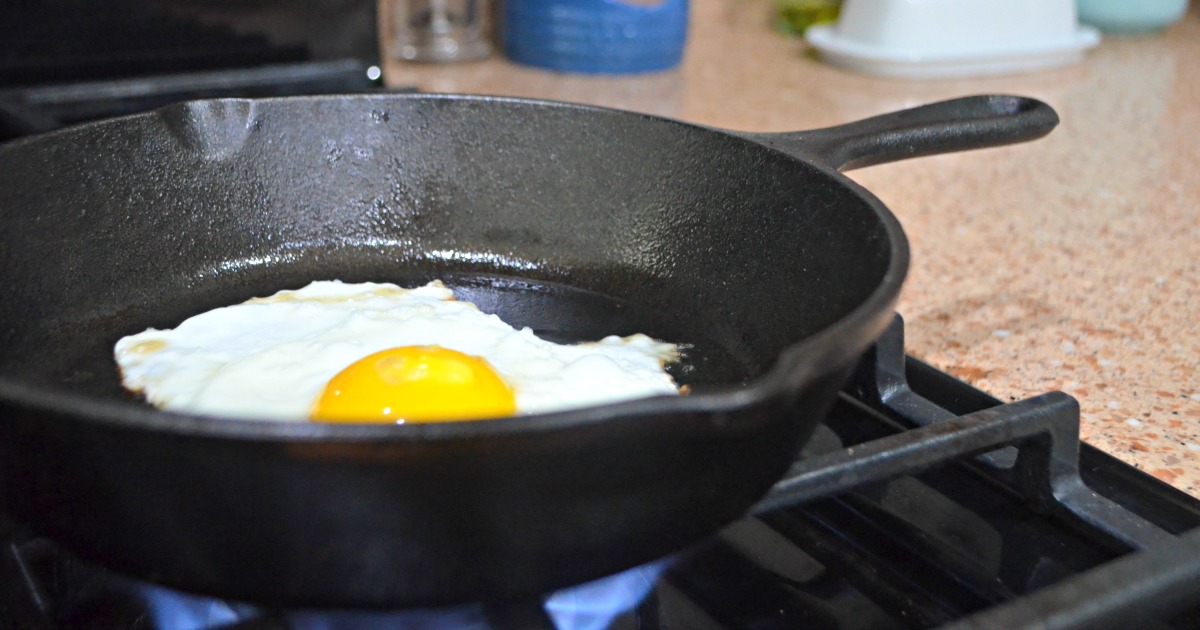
{"left": 311, "top": 346, "right": 516, "bottom": 423}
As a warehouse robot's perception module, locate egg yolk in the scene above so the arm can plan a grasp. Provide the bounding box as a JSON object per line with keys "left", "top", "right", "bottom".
{"left": 311, "top": 346, "right": 516, "bottom": 423}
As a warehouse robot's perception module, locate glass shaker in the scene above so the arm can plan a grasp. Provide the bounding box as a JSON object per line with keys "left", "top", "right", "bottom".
{"left": 390, "top": 0, "right": 491, "bottom": 62}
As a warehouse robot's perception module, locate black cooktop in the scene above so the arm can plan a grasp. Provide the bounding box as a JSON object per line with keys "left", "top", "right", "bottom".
{"left": 2, "top": 316, "right": 1198, "bottom": 629}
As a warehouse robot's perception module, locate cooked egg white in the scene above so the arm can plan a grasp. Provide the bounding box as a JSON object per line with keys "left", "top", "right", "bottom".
{"left": 113, "top": 280, "right": 681, "bottom": 423}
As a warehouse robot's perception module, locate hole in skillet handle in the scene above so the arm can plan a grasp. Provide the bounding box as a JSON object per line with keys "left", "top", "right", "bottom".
{"left": 739, "top": 94, "right": 1059, "bottom": 171}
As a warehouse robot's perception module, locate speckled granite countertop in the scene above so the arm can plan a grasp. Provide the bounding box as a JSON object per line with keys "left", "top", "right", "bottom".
{"left": 383, "top": 0, "right": 1200, "bottom": 497}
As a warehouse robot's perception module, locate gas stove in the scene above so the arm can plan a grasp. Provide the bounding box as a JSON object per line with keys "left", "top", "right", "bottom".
{"left": 2, "top": 316, "right": 1198, "bottom": 629}
{"left": 3, "top": 4, "right": 1198, "bottom": 624}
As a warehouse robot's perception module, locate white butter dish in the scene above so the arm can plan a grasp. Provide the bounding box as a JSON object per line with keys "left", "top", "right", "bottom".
{"left": 805, "top": 0, "right": 1101, "bottom": 79}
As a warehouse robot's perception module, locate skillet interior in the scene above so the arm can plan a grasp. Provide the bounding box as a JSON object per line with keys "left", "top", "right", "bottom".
{"left": 0, "top": 94, "right": 894, "bottom": 412}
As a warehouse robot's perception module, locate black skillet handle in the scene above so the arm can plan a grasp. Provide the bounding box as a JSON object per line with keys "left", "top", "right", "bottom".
{"left": 742, "top": 95, "right": 1059, "bottom": 171}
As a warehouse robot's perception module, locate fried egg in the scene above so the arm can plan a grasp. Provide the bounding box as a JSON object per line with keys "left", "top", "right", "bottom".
{"left": 113, "top": 281, "right": 681, "bottom": 423}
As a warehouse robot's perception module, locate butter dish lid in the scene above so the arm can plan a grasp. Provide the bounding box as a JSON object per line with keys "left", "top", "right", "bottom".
{"left": 805, "top": 0, "right": 1100, "bottom": 79}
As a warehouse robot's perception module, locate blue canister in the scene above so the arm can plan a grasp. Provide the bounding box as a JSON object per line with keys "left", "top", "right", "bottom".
{"left": 502, "top": 0, "right": 689, "bottom": 74}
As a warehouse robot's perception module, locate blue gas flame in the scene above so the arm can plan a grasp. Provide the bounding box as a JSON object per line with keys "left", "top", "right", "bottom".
{"left": 129, "top": 557, "right": 668, "bottom": 629}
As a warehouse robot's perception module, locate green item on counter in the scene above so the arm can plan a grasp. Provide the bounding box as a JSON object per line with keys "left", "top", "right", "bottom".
{"left": 775, "top": 0, "right": 841, "bottom": 36}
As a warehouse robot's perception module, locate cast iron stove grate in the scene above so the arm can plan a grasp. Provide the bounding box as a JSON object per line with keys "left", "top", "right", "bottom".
{"left": 1, "top": 316, "right": 1198, "bottom": 629}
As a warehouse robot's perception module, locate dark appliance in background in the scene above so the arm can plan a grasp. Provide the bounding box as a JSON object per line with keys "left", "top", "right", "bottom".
{"left": 0, "top": 0, "right": 386, "bottom": 141}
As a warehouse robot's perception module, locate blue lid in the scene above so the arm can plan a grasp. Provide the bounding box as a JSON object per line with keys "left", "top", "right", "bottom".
{"left": 502, "top": 0, "right": 689, "bottom": 74}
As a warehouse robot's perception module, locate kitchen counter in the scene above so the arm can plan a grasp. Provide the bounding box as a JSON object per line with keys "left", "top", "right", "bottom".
{"left": 383, "top": 0, "right": 1200, "bottom": 497}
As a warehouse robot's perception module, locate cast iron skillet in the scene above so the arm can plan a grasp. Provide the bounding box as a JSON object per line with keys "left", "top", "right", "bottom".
{"left": 0, "top": 93, "right": 1056, "bottom": 607}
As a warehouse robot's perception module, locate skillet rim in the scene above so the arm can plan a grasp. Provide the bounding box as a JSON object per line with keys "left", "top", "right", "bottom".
{"left": 0, "top": 92, "right": 909, "bottom": 441}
